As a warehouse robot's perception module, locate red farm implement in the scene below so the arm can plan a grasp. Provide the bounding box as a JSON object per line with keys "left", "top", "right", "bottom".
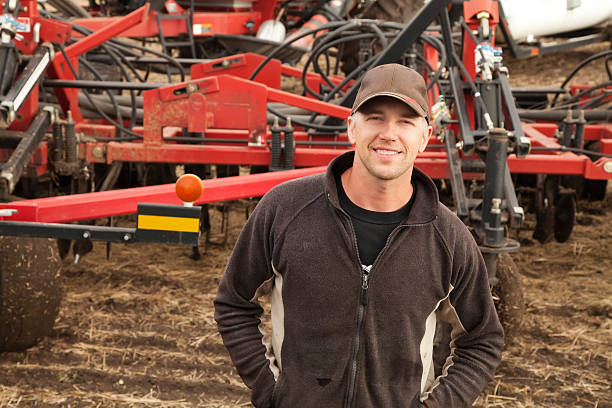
{"left": 0, "top": 0, "right": 610, "bottom": 350}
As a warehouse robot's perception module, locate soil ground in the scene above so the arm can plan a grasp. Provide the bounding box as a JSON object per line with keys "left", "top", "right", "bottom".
{"left": 0, "top": 26, "right": 611, "bottom": 408}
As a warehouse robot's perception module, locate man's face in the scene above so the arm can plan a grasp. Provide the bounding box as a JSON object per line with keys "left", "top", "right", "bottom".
{"left": 347, "top": 96, "right": 432, "bottom": 182}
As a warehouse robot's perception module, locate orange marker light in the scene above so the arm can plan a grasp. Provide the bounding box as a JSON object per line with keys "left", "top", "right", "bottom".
{"left": 175, "top": 174, "right": 203, "bottom": 204}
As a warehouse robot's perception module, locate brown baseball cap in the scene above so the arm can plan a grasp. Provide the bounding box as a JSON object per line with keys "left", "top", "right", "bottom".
{"left": 351, "top": 64, "right": 429, "bottom": 122}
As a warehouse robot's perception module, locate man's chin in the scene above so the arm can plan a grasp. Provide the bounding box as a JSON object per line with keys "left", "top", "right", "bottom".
{"left": 370, "top": 167, "right": 410, "bottom": 181}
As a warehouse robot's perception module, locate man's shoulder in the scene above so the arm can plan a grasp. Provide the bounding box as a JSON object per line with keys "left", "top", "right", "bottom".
{"left": 432, "top": 202, "right": 474, "bottom": 242}
{"left": 261, "top": 172, "right": 327, "bottom": 206}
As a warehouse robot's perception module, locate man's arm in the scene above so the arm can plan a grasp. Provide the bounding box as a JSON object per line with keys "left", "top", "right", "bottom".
{"left": 423, "top": 224, "right": 504, "bottom": 407}
{"left": 214, "top": 196, "right": 278, "bottom": 408}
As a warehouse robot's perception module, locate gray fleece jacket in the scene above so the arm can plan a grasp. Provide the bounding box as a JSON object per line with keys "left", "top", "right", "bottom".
{"left": 214, "top": 151, "right": 503, "bottom": 408}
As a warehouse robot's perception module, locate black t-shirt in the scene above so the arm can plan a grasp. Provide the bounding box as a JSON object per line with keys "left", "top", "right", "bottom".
{"left": 335, "top": 171, "right": 415, "bottom": 267}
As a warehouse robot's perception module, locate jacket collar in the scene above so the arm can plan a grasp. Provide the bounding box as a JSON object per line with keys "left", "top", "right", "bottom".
{"left": 325, "top": 151, "right": 439, "bottom": 225}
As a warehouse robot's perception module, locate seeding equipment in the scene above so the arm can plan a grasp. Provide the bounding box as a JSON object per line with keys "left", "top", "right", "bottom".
{"left": 0, "top": 0, "right": 611, "bottom": 351}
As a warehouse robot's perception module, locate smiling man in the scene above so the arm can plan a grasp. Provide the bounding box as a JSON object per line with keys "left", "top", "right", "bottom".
{"left": 214, "top": 64, "right": 504, "bottom": 408}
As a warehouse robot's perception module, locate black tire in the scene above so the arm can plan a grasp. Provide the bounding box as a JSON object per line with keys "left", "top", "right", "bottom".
{"left": 583, "top": 142, "right": 608, "bottom": 201}
{"left": 533, "top": 206, "right": 554, "bottom": 243}
{"left": 583, "top": 179, "right": 608, "bottom": 202}
{"left": 554, "top": 193, "right": 576, "bottom": 243}
{"left": 492, "top": 253, "right": 524, "bottom": 345}
{"left": 533, "top": 175, "right": 558, "bottom": 243}
{"left": 0, "top": 237, "right": 62, "bottom": 351}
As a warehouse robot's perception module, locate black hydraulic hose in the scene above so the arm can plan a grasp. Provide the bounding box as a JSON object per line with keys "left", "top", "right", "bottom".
{"left": 304, "top": 23, "right": 421, "bottom": 124}
{"left": 308, "top": 33, "right": 445, "bottom": 124}
{"left": 379, "top": 21, "right": 406, "bottom": 31}
{"left": 560, "top": 50, "right": 612, "bottom": 90}
{"left": 96, "top": 46, "right": 139, "bottom": 128}
{"left": 307, "top": 30, "right": 381, "bottom": 96}
{"left": 369, "top": 22, "right": 389, "bottom": 50}
{"left": 308, "top": 28, "right": 411, "bottom": 101}
{"left": 303, "top": 32, "right": 379, "bottom": 99}
{"left": 267, "top": 105, "right": 347, "bottom": 131}
{"left": 40, "top": 10, "right": 186, "bottom": 81}
{"left": 420, "top": 34, "right": 446, "bottom": 91}
{"left": 250, "top": 20, "right": 409, "bottom": 128}
{"left": 517, "top": 108, "right": 611, "bottom": 122}
{"left": 461, "top": 20, "right": 482, "bottom": 48}
{"left": 300, "top": 22, "right": 361, "bottom": 93}
{"left": 310, "top": 20, "right": 392, "bottom": 93}
{"left": 106, "top": 47, "right": 147, "bottom": 83}
{"left": 551, "top": 50, "right": 612, "bottom": 107}
{"left": 549, "top": 81, "right": 612, "bottom": 110}
{"left": 103, "top": 41, "right": 185, "bottom": 82}
{"left": 531, "top": 146, "right": 612, "bottom": 159}
{"left": 55, "top": 44, "right": 143, "bottom": 141}
{"left": 247, "top": 20, "right": 353, "bottom": 129}
{"left": 306, "top": 57, "right": 378, "bottom": 125}
{"left": 248, "top": 20, "right": 350, "bottom": 81}
{"left": 77, "top": 40, "right": 139, "bottom": 130}
{"left": 78, "top": 58, "right": 124, "bottom": 127}
{"left": 317, "top": 30, "right": 445, "bottom": 103}
{"left": 451, "top": 52, "right": 494, "bottom": 129}
{"left": 415, "top": 53, "right": 436, "bottom": 81}
{"left": 579, "top": 91, "right": 612, "bottom": 110}
{"left": 451, "top": 23, "right": 499, "bottom": 125}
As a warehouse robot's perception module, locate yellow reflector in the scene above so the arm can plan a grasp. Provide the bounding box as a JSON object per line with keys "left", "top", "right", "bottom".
{"left": 137, "top": 214, "right": 199, "bottom": 233}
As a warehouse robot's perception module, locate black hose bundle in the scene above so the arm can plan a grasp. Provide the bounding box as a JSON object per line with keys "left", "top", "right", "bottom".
{"left": 550, "top": 50, "right": 612, "bottom": 109}
{"left": 40, "top": 9, "right": 191, "bottom": 141}
{"left": 249, "top": 18, "right": 452, "bottom": 131}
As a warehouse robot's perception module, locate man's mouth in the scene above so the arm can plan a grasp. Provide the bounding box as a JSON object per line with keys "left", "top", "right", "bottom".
{"left": 374, "top": 148, "right": 400, "bottom": 156}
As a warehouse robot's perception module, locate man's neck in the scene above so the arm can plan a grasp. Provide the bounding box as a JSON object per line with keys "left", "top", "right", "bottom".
{"left": 340, "top": 166, "right": 414, "bottom": 212}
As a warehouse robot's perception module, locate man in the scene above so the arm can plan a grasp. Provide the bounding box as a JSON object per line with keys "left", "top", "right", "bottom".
{"left": 214, "top": 64, "right": 504, "bottom": 407}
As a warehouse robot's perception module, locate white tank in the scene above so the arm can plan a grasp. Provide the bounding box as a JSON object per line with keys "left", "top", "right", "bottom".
{"left": 500, "top": 0, "right": 612, "bottom": 41}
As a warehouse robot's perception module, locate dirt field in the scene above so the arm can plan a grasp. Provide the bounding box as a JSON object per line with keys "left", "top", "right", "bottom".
{"left": 0, "top": 33, "right": 611, "bottom": 408}
{"left": 2, "top": 190, "right": 611, "bottom": 408}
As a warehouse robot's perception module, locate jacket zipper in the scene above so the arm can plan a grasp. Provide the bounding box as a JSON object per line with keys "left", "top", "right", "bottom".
{"left": 345, "top": 220, "right": 407, "bottom": 408}
{"left": 346, "top": 264, "right": 370, "bottom": 408}
{"left": 330, "top": 194, "right": 436, "bottom": 407}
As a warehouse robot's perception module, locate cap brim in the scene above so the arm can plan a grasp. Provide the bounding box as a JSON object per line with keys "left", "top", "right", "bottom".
{"left": 351, "top": 92, "right": 428, "bottom": 119}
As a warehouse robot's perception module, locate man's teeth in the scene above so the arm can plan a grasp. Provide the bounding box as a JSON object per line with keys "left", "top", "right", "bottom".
{"left": 376, "top": 149, "right": 398, "bottom": 155}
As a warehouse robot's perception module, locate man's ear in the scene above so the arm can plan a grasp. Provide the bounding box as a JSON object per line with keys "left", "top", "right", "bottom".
{"left": 419, "top": 124, "right": 433, "bottom": 152}
{"left": 347, "top": 115, "right": 356, "bottom": 145}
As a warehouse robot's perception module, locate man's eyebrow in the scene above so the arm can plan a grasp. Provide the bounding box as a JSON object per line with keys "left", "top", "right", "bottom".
{"left": 360, "top": 107, "right": 419, "bottom": 118}
{"left": 360, "top": 108, "right": 384, "bottom": 115}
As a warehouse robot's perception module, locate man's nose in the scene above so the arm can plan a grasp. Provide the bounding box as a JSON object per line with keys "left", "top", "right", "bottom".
{"left": 378, "top": 121, "right": 397, "bottom": 140}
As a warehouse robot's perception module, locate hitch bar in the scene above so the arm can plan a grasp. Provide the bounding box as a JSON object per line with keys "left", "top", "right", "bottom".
{"left": 0, "top": 203, "right": 202, "bottom": 246}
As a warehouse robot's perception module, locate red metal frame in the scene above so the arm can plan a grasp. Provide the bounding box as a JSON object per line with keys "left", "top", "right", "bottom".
{"left": 71, "top": 0, "right": 284, "bottom": 39}
{"left": 7, "top": 0, "right": 71, "bottom": 131}
{"left": 454, "top": 0, "right": 499, "bottom": 131}
{"left": 1, "top": 1, "right": 611, "bottom": 227}
{"left": 48, "top": 5, "right": 150, "bottom": 123}
{"left": 67, "top": 51, "right": 610, "bottom": 180}
{"left": 190, "top": 53, "right": 353, "bottom": 96}
{"left": 11, "top": 0, "right": 72, "bottom": 55}
{"left": 567, "top": 84, "right": 612, "bottom": 109}
{"left": 73, "top": 10, "right": 263, "bottom": 37}
{"left": 0, "top": 167, "right": 326, "bottom": 223}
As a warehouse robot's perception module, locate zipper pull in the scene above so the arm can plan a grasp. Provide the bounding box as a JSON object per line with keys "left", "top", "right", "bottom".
{"left": 360, "top": 268, "right": 370, "bottom": 306}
